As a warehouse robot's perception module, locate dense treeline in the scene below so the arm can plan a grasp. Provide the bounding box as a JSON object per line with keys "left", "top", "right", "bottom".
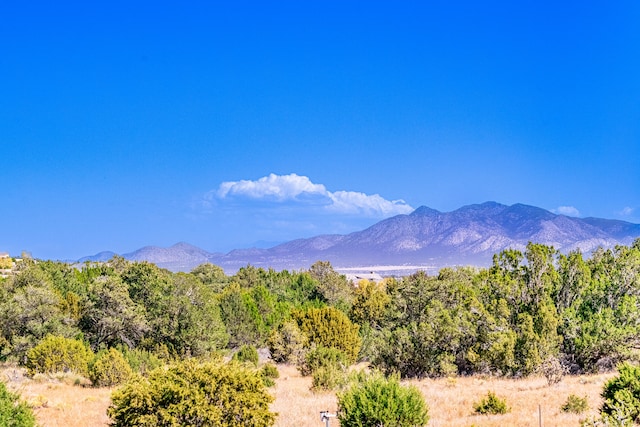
{"left": 369, "top": 240, "right": 640, "bottom": 378}
{"left": 1, "top": 239, "right": 639, "bottom": 380}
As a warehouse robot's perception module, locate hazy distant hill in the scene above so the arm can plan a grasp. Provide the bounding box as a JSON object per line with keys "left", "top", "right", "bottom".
{"left": 79, "top": 243, "right": 222, "bottom": 271}
{"left": 79, "top": 202, "right": 640, "bottom": 274}
{"left": 77, "top": 251, "right": 118, "bottom": 263}
{"left": 123, "top": 242, "right": 223, "bottom": 272}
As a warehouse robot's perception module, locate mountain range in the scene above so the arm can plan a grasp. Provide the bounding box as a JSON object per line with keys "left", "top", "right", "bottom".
{"left": 79, "top": 202, "right": 640, "bottom": 274}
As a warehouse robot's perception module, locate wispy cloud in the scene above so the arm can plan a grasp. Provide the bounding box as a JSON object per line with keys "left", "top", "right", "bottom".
{"left": 619, "top": 207, "right": 634, "bottom": 216}
{"left": 554, "top": 206, "right": 580, "bottom": 217}
{"left": 211, "top": 173, "right": 413, "bottom": 217}
{"left": 327, "top": 191, "right": 413, "bottom": 216}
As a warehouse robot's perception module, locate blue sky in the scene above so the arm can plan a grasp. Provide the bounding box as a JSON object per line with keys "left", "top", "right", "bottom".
{"left": 1, "top": 1, "right": 639, "bottom": 260}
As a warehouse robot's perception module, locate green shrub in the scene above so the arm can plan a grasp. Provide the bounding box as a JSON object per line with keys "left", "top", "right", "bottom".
{"left": 561, "top": 394, "right": 589, "bottom": 414}
{"left": 90, "top": 348, "right": 133, "bottom": 387}
{"left": 261, "top": 362, "right": 279, "bottom": 379}
{"left": 108, "top": 359, "right": 276, "bottom": 427}
{"left": 261, "top": 376, "right": 275, "bottom": 388}
{"left": 299, "top": 346, "right": 348, "bottom": 376}
{"left": 312, "top": 363, "right": 347, "bottom": 392}
{"left": 599, "top": 362, "right": 640, "bottom": 425}
{"left": 267, "top": 321, "right": 308, "bottom": 364}
{"left": 292, "top": 307, "right": 361, "bottom": 363}
{"left": 25, "top": 335, "right": 93, "bottom": 377}
{"left": 260, "top": 363, "right": 279, "bottom": 387}
{"left": 298, "top": 346, "right": 348, "bottom": 391}
{"left": 337, "top": 371, "right": 429, "bottom": 427}
{"left": 473, "top": 391, "right": 510, "bottom": 415}
{"left": 0, "top": 382, "right": 36, "bottom": 427}
{"left": 233, "top": 344, "right": 259, "bottom": 366}
{"left": 117, "top": 345, "right": 164, "bottom": 376}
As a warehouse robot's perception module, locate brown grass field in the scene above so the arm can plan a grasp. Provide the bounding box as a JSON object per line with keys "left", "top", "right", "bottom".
{"left": 2, "top": 363, "right": 613, "bottom": 426}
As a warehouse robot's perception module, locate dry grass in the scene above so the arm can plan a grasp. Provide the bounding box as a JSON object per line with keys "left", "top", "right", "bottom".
{"left": 271, "top": 364, "right": 339, "bottom": 427}
{"left": 411, "top": 374, "right": 612, "bottom": 427}
{"left": 2, "top": 362, "right": 613, "bottom": 426}
{"left": 271, "top": 364, "right": 613, "bottom": 427}
{"left": 2, "top": 364, "right": 112, "bottom": 427}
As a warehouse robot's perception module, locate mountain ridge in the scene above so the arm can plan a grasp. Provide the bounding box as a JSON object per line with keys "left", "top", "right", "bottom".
{"left": 78, "top": 202, "right": 640, "bottom": 274}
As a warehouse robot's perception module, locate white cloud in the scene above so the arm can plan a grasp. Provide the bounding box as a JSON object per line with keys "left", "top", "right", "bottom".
{"left": 213, "top": 173, "right": 413, "bottom": 217}
{"left": 555, "top": 206, "right": 580, "bottom": 217}
{"left": 328, "top": 191, "right": 413, "bottom": 216}
{"left": 216, "top": 173, "right": 326, "bottom": 201}
{"left": 619, "top": 207, "right": 634, "bottom": 216}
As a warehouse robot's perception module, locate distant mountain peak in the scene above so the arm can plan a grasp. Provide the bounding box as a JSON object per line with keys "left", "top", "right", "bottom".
{"left": 504, "top": 203, "right": 556, "bottom": 220}
{"left": 78, "top": 202, "right": 640, "bottom": 274}
{"left": 410, "top": 206, "right": 441, "bottom": 216}
{"left": 171, "top": 242, "right": 198, "bottom": 249}
{"left": 461, "top": 201, "right": 505, "bottom": 209}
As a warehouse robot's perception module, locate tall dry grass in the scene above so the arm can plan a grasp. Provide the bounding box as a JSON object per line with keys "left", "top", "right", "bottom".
{"left": 2, "top": 362, "right": 612, "bottom": 426}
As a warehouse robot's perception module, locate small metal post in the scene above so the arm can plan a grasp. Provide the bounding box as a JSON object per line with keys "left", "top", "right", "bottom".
{"left": 320, "top": 411, "right": 336, "bottom": 427}
{"left": 539, "top": 404, "right": 542, "bottom": 427}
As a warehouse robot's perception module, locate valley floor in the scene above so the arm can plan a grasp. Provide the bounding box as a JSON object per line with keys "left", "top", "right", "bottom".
{"left": 2, "top": 363, "right": 612, "bottom": 427}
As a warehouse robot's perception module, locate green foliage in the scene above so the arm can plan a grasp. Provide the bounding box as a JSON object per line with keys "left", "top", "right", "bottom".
{"left": 219, "top": 283, "right": 286, "bottom": 348}
{"left": 3, "top": 240, "right": 640, "bottom": 384}
{"left": 260, "top": 363, "right": 279, "bottom": 387}
{"left": 357, "top": 323, "right": 386, "bottom": 363}
{"left": 0, "top": 381, "right": 37, "bottom": 427}
{"left": 564, "top": 279, "right": 640, "bottom": 372}
{"left": 293, "top": 306, "right": 361, "bottom": 363}
{"left": 600, "top": 363, "right": 640, "bottom": 425}
{"left": 233, "top": 344, "right": 259, "bottom": 366}
{"left": 116, "top": 345, "right": 164, "bottom": 376}
{"left": 299, "top": 346, "right": 349, "bottom": 391}
{"left": 190, "top": 263, "right": 227, "bottom": 292}
{"left": 284, "top": 272, "right": 324, "bottom": 307}
{"left": 169, "top": 273, "right": 229, "bottom": 356}
{"left": 473, "top": 391, "right": 510, "bottom": 415}
{"left": 122, "top": 263, "right": 228, "bottom": 357}
{"left": 561, "top": 394, "right": 589, "bottom": 414}
{"left": 108, "top": 359, "right": 276, "bottom": 427}
{"left": 565, "top": 244, "right": 640, "bottom": 373}
{"left": 267, "top": 321, "right": 308, "bottom": 365}
{"left": 337, "top": 371, "right": 429, "bottom": 427}
{"left": 514, "top": 312, "right": 544, "bottom": 376}
{"left": 233, "top": 265, "right": 268, "bottom": 288}
{"left": 311, "top": 363, "right": 346, "bottom": 392}
{"left": 308, "top": 261, "right": 353, "bottom": 310}
{"left": 299, "top": 346, "right": 346, "bottom": 374}
{"left": 249, "top": 286, "right": 289, "bottom": 340}
{"left": 0, "top": 262, "right": 80, "bottom": 360}
{"left": 90, "top": 348, "right": 133, "bottom": 387}
{"left": 25, "top": 335, "right": 93, "bottom": 377}
{"left": 350, "top": 279, "right": 391, "bottom": 328}
{"left": 374, "top": 270, "right": 483, "bottom": 378}
{"left": 261, "top": 363, "right": 279, "bottom": 379}
{"left": 80, "top": 274, "right": 148, "bottom": 350}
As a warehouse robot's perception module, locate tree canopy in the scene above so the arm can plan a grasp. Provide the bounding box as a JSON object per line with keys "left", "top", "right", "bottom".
{"left": 1, "top": 241, "right": 640, "bottom": 381}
